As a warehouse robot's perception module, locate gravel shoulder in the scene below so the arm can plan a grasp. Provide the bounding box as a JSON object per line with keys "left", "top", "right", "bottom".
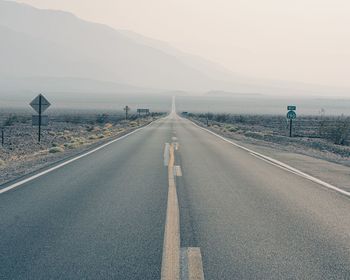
{"left": 0, "top": 117, "right": 160, "bottom": 186}
{"left": 191, "top": 119, "right": 350, "bottom": 194}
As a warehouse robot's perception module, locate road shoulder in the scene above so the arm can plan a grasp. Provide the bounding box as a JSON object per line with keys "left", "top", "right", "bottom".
{"left": 190, "top": 119, "right": 350, "bottom": 194}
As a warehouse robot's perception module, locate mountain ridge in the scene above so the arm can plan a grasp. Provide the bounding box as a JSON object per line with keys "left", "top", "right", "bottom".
{"left": 0, "top": 0, "right": 349, "bottom": 97}
{"left": 0, "top": 0, "right": 222, "bottom": 91}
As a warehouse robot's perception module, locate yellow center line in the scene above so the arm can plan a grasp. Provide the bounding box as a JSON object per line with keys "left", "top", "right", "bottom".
{"left": 161, "top": 140, "right": 205, "bottom": 280}
{"left": 161, "top": 143, "right": 180, "bottom": 280}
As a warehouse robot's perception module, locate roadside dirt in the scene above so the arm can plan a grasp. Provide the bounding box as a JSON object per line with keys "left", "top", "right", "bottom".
{"left": 0, "top": 117, "right": 158, "bottom": 186}
{"left": 192, "top": 120, "right": 350, "bottom": 194}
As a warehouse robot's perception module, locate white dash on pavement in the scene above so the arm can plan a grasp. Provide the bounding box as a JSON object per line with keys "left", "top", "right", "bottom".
{"left": 164, "top": 143, "right": 170, "bottom": 167}
{"left": 174, "top": 166, "right": 182, "bottom": 177}
{"left": 181, "top": 247, "right": 205, "bottom": 280}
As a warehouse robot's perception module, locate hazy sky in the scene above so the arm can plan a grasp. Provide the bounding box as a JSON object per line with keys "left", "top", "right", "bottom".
{"left": 14, "top": 0, "right": 350, "bottom": 88}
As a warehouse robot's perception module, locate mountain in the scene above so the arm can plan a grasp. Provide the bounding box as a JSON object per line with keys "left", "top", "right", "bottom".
{"left": 0, "top": 0, "right": 349, "bottom": 97}
{"left": 118, "top": 30, "right": 236, "bottom": 82}
{"left": 0, "top": 76, "right": 148, "bottom": 93}
{"left": 0, "top": 0, "right": 224, "bottom": 91}
{"left": 0, "top": 25, "right": 99, "bottom": 80}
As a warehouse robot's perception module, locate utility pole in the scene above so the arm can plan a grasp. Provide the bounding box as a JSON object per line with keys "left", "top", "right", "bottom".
{"left": 124, "top": 106, "right": 130, "bottom": 120}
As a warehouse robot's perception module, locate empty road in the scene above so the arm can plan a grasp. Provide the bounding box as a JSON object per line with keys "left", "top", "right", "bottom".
{"left": 1, "top": 103, "right": 350, "bottom": 279}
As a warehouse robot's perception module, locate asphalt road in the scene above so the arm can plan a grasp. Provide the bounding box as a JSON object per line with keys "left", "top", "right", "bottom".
{"left": 1, "top": 112, "right": 350, "bottom": 279}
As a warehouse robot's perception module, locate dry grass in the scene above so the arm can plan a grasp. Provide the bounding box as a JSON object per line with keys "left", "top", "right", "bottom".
{"left": 189, "top": 113, "right": 350, "bottom": 165}
{"left": 88, "top": 135, "right": 98, "bottom": 140}
{"left": 129, "top": 121, "right": 138, "bottom": 127}
{"left": 104, "top": 123, "right": 113, "bottom": 129}
{"left": 49, "top": 146, "right": 64, "bottom": 153}
{"left": 64, "top": 142, "right": 80, "bottom": 149}
{"left": 0, "top": 111, "right": 163, "bottom": 185}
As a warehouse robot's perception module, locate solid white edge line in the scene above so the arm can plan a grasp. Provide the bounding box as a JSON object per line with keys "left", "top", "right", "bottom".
{"left": 249, "top": 153, "right": 306, "bottom": 177}
{"left": 187, "top": 118, "right": 350, "bottom": 198}
{"left": 0, "top": 120, "right": 159, "bottom": 195}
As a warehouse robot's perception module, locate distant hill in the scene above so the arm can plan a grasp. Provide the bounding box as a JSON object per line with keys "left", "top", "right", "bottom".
{"left": 0, "top": 76, "right": 149, "bottom": 93}
{"left": 0, "top": 0, "right": 349, "bottom": 97}
{"left": 118, "top": 30, "right": 236, "bottom": 82}
{"left": 206, "top": 90, "right": 263, "bottom": 97}
{"left": 0, "top": 0, "right": 222, "bottom": 91}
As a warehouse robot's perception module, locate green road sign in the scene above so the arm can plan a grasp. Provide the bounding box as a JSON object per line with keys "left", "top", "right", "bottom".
{"left": 287, "top": 110, "right": 297, "bottom": 120}
{"left": 287, "top": 106, "right": 296, "bottom": 111}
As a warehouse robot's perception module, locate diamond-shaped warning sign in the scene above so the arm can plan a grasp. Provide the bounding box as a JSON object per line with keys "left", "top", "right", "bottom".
{"left": 30, "top": 94, "right": 51, "bottom": 114}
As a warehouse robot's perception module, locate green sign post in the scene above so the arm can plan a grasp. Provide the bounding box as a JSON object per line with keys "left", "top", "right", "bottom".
{"left": 124, "top": 105, "right": 130, "bottom": 120}
{"left": 287, "top": 106, "right": 297, "bottom": 137}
